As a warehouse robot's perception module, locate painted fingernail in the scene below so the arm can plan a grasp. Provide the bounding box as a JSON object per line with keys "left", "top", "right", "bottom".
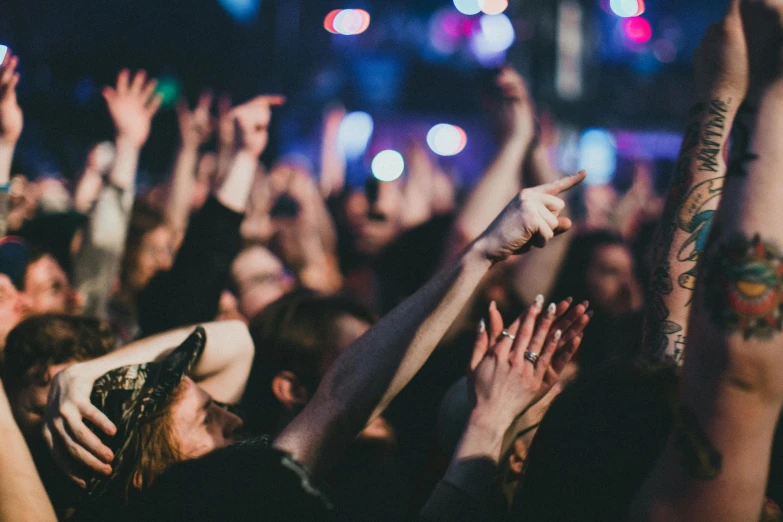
{"left": 553, "top": 329, "right": 562, "bottom": 341}
{"left": 586, "top": 310, "right": 594, "bottom": 319}
{"left": 534, "top": 294, "right": 544, "bottom": 307}
{"left": 565, "top": 297, "right": 573, "bottom": 304}
{"left": 478, "top": 318, "right": 486, "bottom": 333}
{"left": 547, "top": 303, "right": 556, "bottom": 317}
{"left": 489, "top": 300, "right": 497, "bottom": 312}
{"left": 581, "top": 300, "right": 590, "bottom": 308}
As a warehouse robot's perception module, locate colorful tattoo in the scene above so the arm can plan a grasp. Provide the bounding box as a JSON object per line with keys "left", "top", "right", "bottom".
{"left": 705, "top": 234, "right": 783, "bottom": 339}
{"left": 674, "top": 405, "right": 722, "bottom": 480}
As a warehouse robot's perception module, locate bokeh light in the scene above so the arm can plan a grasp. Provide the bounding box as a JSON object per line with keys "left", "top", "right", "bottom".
{"left": 471, "top": 13, "right": 515, "bottom": 64}
{"left": 217, "top": 0, "right": 262, "bottom": 24}
{"left": 429, "top": 8, "right": 464, "bottom": 55}
{"left": 371, "top": 150, "right": 405, "bottom": 182}
{"left": 338, "top": 111, "right": 375, "bottom": 160}
{"left": 578, "top": 129, "right": 617, "bottom": 186}
{"left": 427, "top": 124, "right": 468, "bottom": 156}
{"left": 325, "top": 9, "right": 371, "bottom": 35}
{"left": 481, "top": 0, "right": 508, "bottom": 15}
{"left": 453, "top": 0, "right": 485, "bottom": 16}
{"left": 609, "top": 0, "right": 644, "bottom": 18}
{"left": 154, "top": 76, "right": 181, "bottom": 109}
{"left": 623, "top": 17, "right": 652, "bottom": 44}
{"left": 324, "top": 10, "right": 340, "bottom": 34}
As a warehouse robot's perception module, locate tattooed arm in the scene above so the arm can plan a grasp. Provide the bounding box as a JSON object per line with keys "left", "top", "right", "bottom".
{"left": 630, "top": 2, "right": 783, "bottom": 520}
{"left": 641, "top": 1, "right": 749, "bottom": 364}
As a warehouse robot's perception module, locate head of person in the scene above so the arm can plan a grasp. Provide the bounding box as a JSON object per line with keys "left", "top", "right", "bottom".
{"left": 2, "top": 315, "right": 115, "bottom": 438}
{"left": 510, "top": 358, "right": 678, "bottom": 521}
{"left": 243, "top": 290, "right": 380, "bottom": 437}
{"left": 84, "top": 328, "right": 244, "bottom": 506}
{"left": 230, "top": 245, "right": 295, "bottom": 320}
{"left": 551, "top": 230, "right": 643, "bottom": 318}
{"left": 0, "top": 236, "right": 29, "bottom": 349}
{"left": 22, "top": 248, "right": 83, "bottom": 316}
{"left": 341, "top": 181, "right": 403, "bottom": 257}
{"left": 120, "top": 202, "right": 174, "bottom": 294}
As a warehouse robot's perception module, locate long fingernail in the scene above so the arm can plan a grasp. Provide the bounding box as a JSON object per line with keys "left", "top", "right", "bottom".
{"left": 553, "top": 329, "right": 562, "bottom": 341}
{"left": 534, "top": 294, "right": 544, "bottom": 308}
{"left": 586, "top": 310, "right": 594, "bottom": 319}
{"left": 478, "top": 318, "right": 486, "bottom": 333}
{"left": 489, "top": 300, "right": 497, "bottom": 312}
{"left": 565, "top": 297, "right": 573, "bottom": 304}
{"left": 547, "top": 303, "right": 556, "bottom": 317}
{"left": 581, "top": 300, "right": 589, "bottom": 308}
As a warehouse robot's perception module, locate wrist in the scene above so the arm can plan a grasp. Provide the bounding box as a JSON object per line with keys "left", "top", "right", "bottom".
{"left": 466, "top": 236, "right": 498, "bottom": 269}
{"left": 467, "top": 407, "right": 513, "bottom": 442}
{"left": 114, "top": 135, "right": 143, "bottom": 154}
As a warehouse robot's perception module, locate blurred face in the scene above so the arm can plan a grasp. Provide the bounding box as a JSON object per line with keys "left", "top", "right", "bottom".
{"left": 23, "top": 254, "right": 81, "bottom": 316}
{"left": 584, "top": 244, "right": 643, "bottom": 317}
{"left": 231, "top": 247, "right": 295, "bottom": 320}
{"left": 343, "top": 188, "right": 402, "bottom": 256}
{"left": 11, "top": 361, "right": 73, "bottom": 437}
{"left": 0, "top": 274, "right": 24, "bottom": 347}
{"left": 169, "top": 377, "right": 245, "bottom": 460}
{"left": 131, "top": 226, "right": 174, "bottom": 291}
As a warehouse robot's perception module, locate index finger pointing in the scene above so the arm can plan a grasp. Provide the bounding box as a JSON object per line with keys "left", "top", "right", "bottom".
{"left": 538, "top": 170, "right": 587, "bottom": 196}
{"left": 259, "top": 94, "right": 286, "bottom": 107}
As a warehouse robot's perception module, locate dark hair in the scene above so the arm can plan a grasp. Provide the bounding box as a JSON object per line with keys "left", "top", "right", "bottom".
{"left": 550, "top": 230, "right": 628, "bottom": 306}
{"left": 510, "top": 358, "right": 678, "bottom": 521}
{"left": 3, "top": 314, "right": 115, "bottom": 396}
{"left": 120, "top": 202, "right": 166, "bottom": 291}
{"left": 242, "top": 290, "right": 375, "bottom": 435}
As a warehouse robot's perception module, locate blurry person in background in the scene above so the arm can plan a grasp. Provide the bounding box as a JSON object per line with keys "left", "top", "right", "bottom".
{"left": 230, "top": 245, "right": 295, "bottom": 321}
{"left": 551, "top": 230, "right": 644, "bottom": 368}
{"left": 0, "top": 236, "right": 28, "bottom": 351}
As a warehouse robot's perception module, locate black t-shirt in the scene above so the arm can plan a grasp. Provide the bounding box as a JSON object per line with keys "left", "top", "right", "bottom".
{"left": 77, "top": 439, "right": 335, "bottom": 522}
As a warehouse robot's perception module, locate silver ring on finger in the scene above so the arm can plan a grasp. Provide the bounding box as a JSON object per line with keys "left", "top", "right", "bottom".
{"left": 524, "top": 351, "right": 539, "bottom": 365}
{"left": 500, "top": 330, "right": 516, "bottom": 341}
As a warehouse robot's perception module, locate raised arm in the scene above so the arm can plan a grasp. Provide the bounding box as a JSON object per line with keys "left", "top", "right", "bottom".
{"left": 0, "top": 380, "right": 56, "bottom": 522}
{"left": 73, "top": 70, "right": 161, "bottom": 318}
{"left": 631, "top": 2, "right": 783, "bottom": 519}
{"left": 137, "top": 95, "right": 285, "bottom": 335}
{"left": 0, "top": 49, "right": 23, "bottom": 237}
{"left": 166, "top": 91, "right": 214, "bottom": 242}
{"left": 642, "top": 6, "right": 748, "bottom": 364}
{"left": 43, "top": 320, "right": 254, "bottom": 482}
{"left": 273, "top": 171, "right": 586, "bottom": 479}
{"left": 450, "top": 67, "right": 535, "bottom": 253}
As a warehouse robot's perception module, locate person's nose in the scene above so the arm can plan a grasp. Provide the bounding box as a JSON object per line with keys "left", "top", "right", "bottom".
{"left": 220, "top": 408, "right": 244, "bottom": 438}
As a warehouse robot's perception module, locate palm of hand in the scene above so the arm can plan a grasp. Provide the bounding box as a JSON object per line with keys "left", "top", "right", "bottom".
{"left": 109, "top": 98, "right": 152, "bottom": 146}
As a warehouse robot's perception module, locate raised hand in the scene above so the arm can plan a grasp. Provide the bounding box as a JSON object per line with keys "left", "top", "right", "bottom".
{"left": 102, "top": 69, "right": 162, "bottom": 149}
{"left": 177, "top": 91, "right": 214, "bottom": 149}
{"left": 476, "top": 170, "right": 586, "bottom": 263}
{"left": 0, "top": 49, "right": 23, "bottom": 146}
{"left": 217, "top": 93, "right": 235, "bottom": 149}
{"left": 468, "top": 296, "right": 588, "bottom": 429}
{"left": 741, "top": 0, "right": 783, "bottom": 95}
{"left": 42, "top": 363, "right": 117, "bottom": 487}
{"left": 494, "top": 66, "right": 536, "bottom": 145}
{"left": 231, "top": 95, "right": 286, "bottom": 158}
{"left": 694, "top": 0, "right": 748, "bottom": 100}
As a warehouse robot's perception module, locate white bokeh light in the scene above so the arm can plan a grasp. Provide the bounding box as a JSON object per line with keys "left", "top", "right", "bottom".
{"left": 338, "top": 112, "right": 374, "bottom": 160}
{"left": 371, "top": 150, "right": 405, "bottom": 182}
{"left": 427, "top": 124, "right": 468, "bottom": 156}
{"left": 453, "top": 0, "right": 485, "bottom": 16}
{"left": 609, "top": 0, "right": 641, "bottom": 18}
{"left": 471, "top": 14, "right": 515, "bottom": 64}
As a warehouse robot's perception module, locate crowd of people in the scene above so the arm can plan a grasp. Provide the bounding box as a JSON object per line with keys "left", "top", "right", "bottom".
{"left": 1, "top": 0, "right": 782, "bottom": 520}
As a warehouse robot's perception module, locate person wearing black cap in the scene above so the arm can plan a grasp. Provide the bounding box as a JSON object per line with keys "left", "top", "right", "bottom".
{"left": 45, "top": 172, "right": 585, "bottom": 520}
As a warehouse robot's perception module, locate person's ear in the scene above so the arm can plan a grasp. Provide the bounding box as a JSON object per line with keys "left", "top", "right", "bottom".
{"left": 132, "top": 471, "right": 144, "bottom": 490}
{"left": 271, "top": 371, "right": 310, "bottom": 410}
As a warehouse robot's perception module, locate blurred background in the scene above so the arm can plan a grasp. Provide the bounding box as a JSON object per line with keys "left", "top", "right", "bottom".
{"left": 0, "top": 0, "right": 725, "bottom": 192}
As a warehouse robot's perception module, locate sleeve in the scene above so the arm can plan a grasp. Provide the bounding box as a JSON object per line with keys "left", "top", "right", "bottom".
{"left": 72, "top": 184, "right": 134, "bottom": 319}
{"left": 137, "top": 196, "right": 243, "bottom": 336}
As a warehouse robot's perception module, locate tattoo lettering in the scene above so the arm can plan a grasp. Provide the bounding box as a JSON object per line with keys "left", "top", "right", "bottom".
{"left": 705, "top": 234, "right": 783, "bottom": 339}
{"left": 674, "top": 405, "right": 722, "bottom": 480}
{"left": 673, "top": 334, "right": 686, "bottom": 364}
{"left": 696, "top": 100, "right": 730, "bottom": 172}
{"left": 676, "top": 177, "right": 724, "bottom": 290}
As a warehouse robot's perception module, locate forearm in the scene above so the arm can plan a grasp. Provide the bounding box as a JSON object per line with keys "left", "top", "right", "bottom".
{"left": 643, "top": 90, "right": 739, "bottom": 364}
{"left": 631, "top": 82, "right": 783, "bottom": 522}
{"left": 75, "top": 321, "right": 253, "bottom": 403}
{"left": 216, "top": 149, "right": 257, "bottom": 213}
{"left": 0, "top": 384, "right": 57, "bottom": 522}
{"left": 107, "top": 137, "right": 141, "bottom": 191}
{"left": 0, "top": 141, "right": 14, "bottom": 188}
{"left": 73, "top": 167, "right": 104, "bottom": 213}
{"left": 275, "top": 241, "right": 493, "bottom": 475}
{"left": 454, "top": 139, "right": 527, "bottom": 242}
{"left": 165, "top": 145, "right": 199, "bottom": 236}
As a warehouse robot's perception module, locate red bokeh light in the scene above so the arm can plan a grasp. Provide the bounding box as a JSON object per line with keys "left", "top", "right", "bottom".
{"left": 623, "top": 17, "right": 652, "bottom": 44}
{"left": 324, "top": 10, "right": 340, "bottom": 34}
